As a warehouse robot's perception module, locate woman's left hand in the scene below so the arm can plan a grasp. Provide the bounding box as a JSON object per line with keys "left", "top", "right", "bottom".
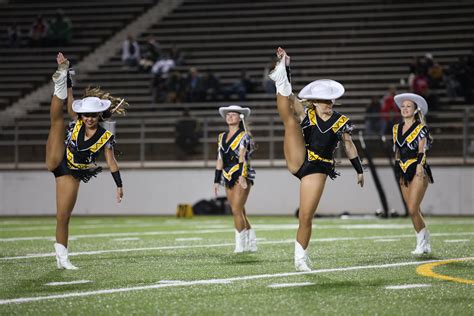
{"left": 116, "top": 187, "right": 123, "bottom": 203}
{"left": 238, "top": 176, "right": 248, "bottom": 190}
{"left": 357, "top": 174, "right": 364, "bottom": 187}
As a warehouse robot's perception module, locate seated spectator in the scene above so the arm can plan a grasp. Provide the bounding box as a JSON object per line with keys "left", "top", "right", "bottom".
{"left": 28, "top": 15, "right": 48, "bottom": 47}
{"left": 222, "top": 70, "right": 255, "bottom": 101}
{"left": 170, "top": 44, "right": 185, "bottom": 66}
{"left": 165, "top": 70, "right": 185, "bottom": 103}
{"left": 175, "top": 108, "right": 200, "bottom": 159}
{"left": 151, "top": 51, "right": 175, "bottom": 76}
{"left": 184, "top": 67, "right": 204, "bottom": 102}
{"left": 428, "top": 62, "right": 444, "bottom": 88}
{"left": 444, "top": 65, "right": 460, "bottom": 102}
{"left": 379, "top": 85, "right": 399, "bottom": 135}
{"left": 7, "top": 23, "right": 22, "bottom": 48}
{"left": 151, "top": 51, "right": 176, "bottom": 103}
{"left": 201, "top": 70, "right": 221, "bottom": 101}
{"left": 411, "top": 70, "right": 429, "bottom": 95}
{"left": 139, "top": 36, "right": 161, "bottom": 72}
{"left": 365, "top": 96, "right": 380, "bottom": 136}
{"left": 121, "top": 35, "right": 140, "bottom": 67}
{"left": 46, "top": 9, "right": 72, "bottom": 46}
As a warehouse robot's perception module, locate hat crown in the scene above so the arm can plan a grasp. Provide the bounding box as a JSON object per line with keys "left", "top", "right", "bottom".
{"left": 298, "top": 79, "right": 345, "bottom": 100}
{"left": 72, "top": 96, "right": 111, "bottom": 113}
{"left": 218, "top": 104, "right": 251, "bottom": 118}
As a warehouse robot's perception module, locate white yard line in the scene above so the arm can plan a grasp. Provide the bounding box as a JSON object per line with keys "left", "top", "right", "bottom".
{"left": 385, "top": 284, "right": 432, "bottom": 290}
{"left": 373, "top": 239, "right": 401, "bottom": 242}
{"left": 45, "top": 280, "right": 92, "bottom": 286}
{"left": 2, "top": 232, "right": 474, "bottom": 261}
{"left": 0, "top": 257, "right": 472, "bottom": 305}
{"left": 443, "top": 239, "right": 469, "bottom": 243}
{"left": 113, "top": 238, "right": 141, "bottom": 242}
{"left": 268, "top": 282, "right": 315, "bottom": 288}
{"left": 175, "top": 237, "right": 203, "bottom": 241}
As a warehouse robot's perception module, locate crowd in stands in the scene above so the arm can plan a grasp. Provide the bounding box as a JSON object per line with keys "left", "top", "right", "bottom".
{"left": 120, "top": 36, "right": 264, "bottom": 104}
{"left": 365, "top": 52, "right": 474, "bottom": 136}
{"left": 6, "top": 10, "right": 72, "bottom": 48}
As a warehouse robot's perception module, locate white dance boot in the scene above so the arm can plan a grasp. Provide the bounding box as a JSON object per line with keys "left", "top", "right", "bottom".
{"left": 411, "top": 228, "right": 431, "bottom": 255}
{"left": 54, "top": 242, "right": 78, "bottom": 270}
{"left": 295, "top": 241, "right": 311, "bottom": 272}
{"left": 247, "top": 228, "right": 257, "bottom": 252}
{"left": 52, "top": 60, "right": 69, "bottom": 100}
{"left": 268, "top": 57, "right": 292, "bottom": 97}
{"left": 234, "top": 229, "right": 246, "bottom": 253}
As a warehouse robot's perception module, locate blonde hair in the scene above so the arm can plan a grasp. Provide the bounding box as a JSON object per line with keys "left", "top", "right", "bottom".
{"left": 416, "top": 108, "right": 434, "bottom": 143}
{"left": 83, "top": 86, "right": 129, "bottom": 116}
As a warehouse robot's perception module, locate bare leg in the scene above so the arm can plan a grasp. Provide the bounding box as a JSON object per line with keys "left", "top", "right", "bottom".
{"left": 296, "top": 173, "right": 327, "bottom": 248}
{"left": 45, "top": 95, "right": 66, "bottom": 171}
{"left": 276, "top": 94, "right": 306, "bottom": 173}
{"left": 46, "top": 55, "right": 70, "bottom": 171}
{"left": 55, "top": 175, "right": 80, "bottom": 246}
{"left": 403, "top": 177, "right": 429, "bottom": 232}
{"left": 226, "top": 184, "right": 251, "bottom": 232}
{"left": 242, "top": 207, "right": 251, "bottom": 229}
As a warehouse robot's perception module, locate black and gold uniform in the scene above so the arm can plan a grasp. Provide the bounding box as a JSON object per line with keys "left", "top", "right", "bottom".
{"left": 217, "top": 128, "right": 256, "bottom": 188}
{"left": 294, "top": 107, "right": 353, "bottom": 180}
{"left": 393, "top": 121, "right": 434, "bottom": 185}
{"left": 52, "top": 120, "right": 115, "bottom": 182}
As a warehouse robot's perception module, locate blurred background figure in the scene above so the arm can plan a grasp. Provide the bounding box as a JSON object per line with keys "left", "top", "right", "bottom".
{"left": 365, "top": 95, "right": 380, "bottom": 136}
{"left": 175, "top": 108, "right": 200, "bottom": 159}
{"left": 7, "top": 23, "right": 22, "bottom": 48}
{"left": 380, "top": 85, "right": 399, "bottom": 135}
{"left": 121, "top": 35, "right": 140, "bottom": 67}
{"left": 28, "top": 14, "right": 48, "bottom": 47}
{"left": 46, "top": 9, "right": 72, "bottom": 46}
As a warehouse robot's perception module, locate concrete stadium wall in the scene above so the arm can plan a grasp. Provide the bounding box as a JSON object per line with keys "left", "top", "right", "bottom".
{"left": 0, "top": 166, "right": 472, "bottom": 216}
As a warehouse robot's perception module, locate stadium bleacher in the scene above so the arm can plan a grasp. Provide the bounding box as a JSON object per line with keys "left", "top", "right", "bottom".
{"left": 0, "top": 0, "right": 473, "bottom": 164}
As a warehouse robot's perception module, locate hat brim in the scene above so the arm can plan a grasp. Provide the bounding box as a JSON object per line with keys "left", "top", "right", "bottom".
{"left": 72, "top": 98, "right": 111, "bottom": 113}
{"left": 297, "top": 79, "right": 345, "bottom": 101}
{"left": 394, "top": 93, "right": 428, "bottom": 115}
{"left": 218, "top": 105, "right": 251, "bottom": 119}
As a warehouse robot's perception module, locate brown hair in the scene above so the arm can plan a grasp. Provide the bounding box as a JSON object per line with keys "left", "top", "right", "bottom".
{"left": 83, "top": 86, "right": 129, "bottom": 116}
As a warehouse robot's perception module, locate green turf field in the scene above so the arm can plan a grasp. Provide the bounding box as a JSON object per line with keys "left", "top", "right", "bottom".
{"left": 0, "top": 216, "right": 472, "bottom": 315}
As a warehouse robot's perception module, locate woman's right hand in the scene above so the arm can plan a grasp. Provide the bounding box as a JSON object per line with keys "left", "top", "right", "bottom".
{"left": 213, "top": 183, "right": 220, "bottom": 197}
{"left": 56, "top": 52, "right": 67, "bottom": 65}
{"left": 276, "top": 47, "right": 290, "bottom": 66}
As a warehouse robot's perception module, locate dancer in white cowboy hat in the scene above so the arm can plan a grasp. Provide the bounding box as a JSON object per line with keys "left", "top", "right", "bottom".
{"left": 214, "top": 105, "right": 257, "bottom": 253}
{"left": 268, "top": 47, "right": 364, "bottom": 271}
{"left": 393, "top": 92, "right": 434, "bottom": 255}
{"left": 46, "top": 52, "right": 128, "bottom": 269}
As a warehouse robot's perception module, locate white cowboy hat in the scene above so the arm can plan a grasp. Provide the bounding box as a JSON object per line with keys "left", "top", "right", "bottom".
{"left": 72, "top": 97, "right": 111, "bottom": 113}
{"left": 297, "top": 79, "right": 345, "bottom": 101}
{"left": 218, "top": 105, "right": 251, "bottom": 119}
{"left": 394, "top": 93, "right": 428, "bottom": 115}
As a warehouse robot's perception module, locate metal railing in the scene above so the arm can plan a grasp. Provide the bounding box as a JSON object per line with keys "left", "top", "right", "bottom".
{"left": 0, "top": 108, "right": 472, "bottom": 168}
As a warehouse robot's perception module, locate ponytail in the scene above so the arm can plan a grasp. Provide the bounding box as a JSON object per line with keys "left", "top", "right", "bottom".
{"left": 416, "top": 109, "right": 433, "bottom": 143}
